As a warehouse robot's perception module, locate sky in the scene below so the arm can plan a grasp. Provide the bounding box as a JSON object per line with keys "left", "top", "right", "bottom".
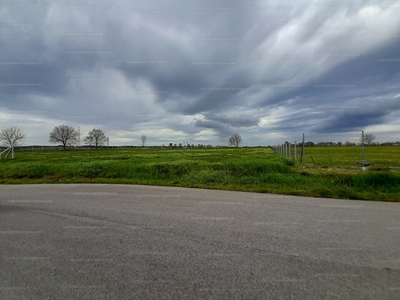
{"left": 1, "top": 0, "right": 400, "bottom": 146}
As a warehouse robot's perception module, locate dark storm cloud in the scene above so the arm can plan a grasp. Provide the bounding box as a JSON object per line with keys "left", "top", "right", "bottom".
{"left": 194, "top": 113, "right": 259, "bottom": 137}
{"left": 316, "top": 112, "right": 386, "bottom": 134}
{"left": 314, "top": 96, "right": 400, "bottom": 133}
{"left": 254, "top": 36, "right": 400, "bottom": 134}
{"left": 203, "top": 113, "right": 258, "bottom": 128}
{"left": 1, "top": 0, "right": 400, "bottom": 145}
{"left": 194, "top": 119, "right": 231, "bottom": 137}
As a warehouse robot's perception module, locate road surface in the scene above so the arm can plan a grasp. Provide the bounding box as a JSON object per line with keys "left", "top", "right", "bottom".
{"left": 0, "top": 184, "right": 399, "bottom": 299}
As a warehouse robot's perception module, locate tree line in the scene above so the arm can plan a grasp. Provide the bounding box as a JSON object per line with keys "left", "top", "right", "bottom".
{"left": 1, "top": 125, "right": 244, "bottom": 151}
{"left": 0, "top": 125, "right": 108, "bottom": 151}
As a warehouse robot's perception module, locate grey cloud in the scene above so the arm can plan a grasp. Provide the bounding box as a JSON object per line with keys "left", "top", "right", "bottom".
{"left": 194, "top": 113, "right": 259, "bottom": 138}
{"left": 314, "top": 97, "right": 400, "bottom": 133}
{"left": 203, "top": 113, "right": 259, "bottom": 128}
{"left": 1, "top": 0, "right": 400, "bottom": 145}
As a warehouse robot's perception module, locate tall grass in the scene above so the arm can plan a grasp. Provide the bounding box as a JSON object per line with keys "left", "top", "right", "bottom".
{"left": 0, "top": 147, "right": 399, "bottom": 201}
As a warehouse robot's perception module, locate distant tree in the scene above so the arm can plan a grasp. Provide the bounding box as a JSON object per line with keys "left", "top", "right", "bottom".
{"left": 228, "top": 134, "right": 242, "bottom": 147}
{"left": 0, "top": 126, "right": 26, "bottom": 159}
{"left": 141, "top": 135, "right": 147, "bottom": 147}
{"left": 362, "top": 134, "right": 376, "bottom": 146}
{"left": 0, "top": 126, "right": 26, "bottom": 148}
{"left": 84, "top": 128, "right": 107, "bottom": 149}
{"left": 49, "top": 125, "right": 79, "bottom": 150}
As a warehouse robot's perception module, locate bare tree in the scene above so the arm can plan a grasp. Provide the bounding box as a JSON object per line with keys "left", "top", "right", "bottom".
{"left": 365, "top": 134, "right": 376, "bottom": 146}
{"left": 84, "top": 128, "right": 107, "bottom": 149}
{"left": 141, "top": 135, "right": 147, "bottom": 147}
{"left": 49, "top": 125, "right": 79, "bottom": 150}
{"left": 228, "top": 134, "right": 242, "bottom": 147}
{"left": 1, "top": 126, "right": 26, "bottom": 147}
{"left": 361, "top": 134, "right": 376, "bottom": 146}
{"left": 0, "top": 126, "right": 26, "bottom": 159}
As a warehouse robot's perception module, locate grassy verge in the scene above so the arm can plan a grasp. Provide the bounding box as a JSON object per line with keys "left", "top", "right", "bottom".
{"left": 1, "top": 147, "right": 399, "bottom": 201}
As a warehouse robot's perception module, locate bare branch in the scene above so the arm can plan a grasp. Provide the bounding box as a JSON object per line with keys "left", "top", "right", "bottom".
{"left": 84, "top": 128, "right": 107, "bottom": 149}
{"left": 141, "top": 135, "right": 147, "bottom": 147}
{"left": 49, "top": 125, "right": 79, "bottom": 150}
{"left": 361, "top": 133, "right": 376, "bottom": 146}
{"left": 0, "top": 126, "right": 26, "bottom": 147}
{"left": 228, "top": 134, "right": 242, "bottom": 147}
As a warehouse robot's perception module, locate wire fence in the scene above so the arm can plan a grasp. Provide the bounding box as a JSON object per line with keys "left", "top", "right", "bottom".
{"left": 272, "top": 134, "right": 307, "bottom": 166}
{"left": 271, "top": 131, "right": 385, "bottom": 169}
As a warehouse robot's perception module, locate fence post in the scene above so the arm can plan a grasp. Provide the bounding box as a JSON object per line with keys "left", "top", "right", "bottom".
{"left": 294, "top": 141, "right": 297, "bottom": 162}
{"left": 302, "top": 134, "right": 306, "bottom": 167}
{"left": 362, "top": 130, "right": 365, "bottom": 162}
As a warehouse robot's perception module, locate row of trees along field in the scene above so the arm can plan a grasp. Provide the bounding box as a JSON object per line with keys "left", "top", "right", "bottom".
{"left": 1, "top": 125, "right": 244, "bottom": 151}
{"left": 295, "top": 135, "right": 387, "bottom": 147}
{"left": 302, "top": 134, "right": 378, "bottom": 147}
{"left": 49, "top": 125, "right": 107, "bottom": 150}
{"left": 0, "top": 125, "right": 107, "bottom": 151}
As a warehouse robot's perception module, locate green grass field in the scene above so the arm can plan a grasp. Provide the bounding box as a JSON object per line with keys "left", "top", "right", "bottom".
{"left": 298, "top": 146, "right": 400, "bottom": 168}
{"left": 0, "top": 146, "right": 399, "bottom": 201}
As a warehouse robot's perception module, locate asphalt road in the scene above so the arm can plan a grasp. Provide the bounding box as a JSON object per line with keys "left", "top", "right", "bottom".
{"left": 0, "top": 184, "right": 399, "bottom": 299}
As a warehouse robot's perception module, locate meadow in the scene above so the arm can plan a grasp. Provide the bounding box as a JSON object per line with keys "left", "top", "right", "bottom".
{"left": 0, "top": 146, "right": 399, "bottom": 201}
